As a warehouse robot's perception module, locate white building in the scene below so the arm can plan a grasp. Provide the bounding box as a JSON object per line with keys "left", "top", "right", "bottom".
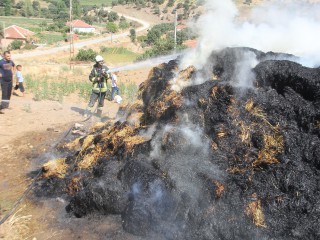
{"left": 67, "top": 20, "right": 95, "bottom": 33}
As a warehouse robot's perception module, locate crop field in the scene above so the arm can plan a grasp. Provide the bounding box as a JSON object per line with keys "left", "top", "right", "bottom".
{"left": 0, "top": 16, "right": 52, "bottom": 32}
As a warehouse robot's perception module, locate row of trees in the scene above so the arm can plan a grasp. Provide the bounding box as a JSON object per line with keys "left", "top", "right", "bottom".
{"left": 0, "top": 0, "right": 81, "bottom": 18}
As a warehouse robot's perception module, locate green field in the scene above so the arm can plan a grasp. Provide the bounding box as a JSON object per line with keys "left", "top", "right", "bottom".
{"left": 35, "top": 32, "right": 65, "bottom": 45}
{"left": 100, "top": 47, "right": 140, "bottom": 64}
{"left": 80, "top": 0, "right": 113, "bottom": 6}
{"left": 0, "top": 16, "right": 52, "bottom": 32}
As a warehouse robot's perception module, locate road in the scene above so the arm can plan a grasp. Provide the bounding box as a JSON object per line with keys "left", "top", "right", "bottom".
{"left": 13, "top": 14, "right": 150, "bottom": 59}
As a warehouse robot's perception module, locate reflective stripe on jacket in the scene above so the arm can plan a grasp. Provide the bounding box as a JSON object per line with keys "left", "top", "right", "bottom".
{"left": 89, "top": 65, "right": 110, "bottom": 93}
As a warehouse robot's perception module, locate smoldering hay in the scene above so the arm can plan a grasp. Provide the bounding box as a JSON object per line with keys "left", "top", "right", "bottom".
{"left": 34, "top": 1, "right": 320, "bottom": 239}
{"left": 35, "top": 46, "right": 320, "bottom": 239}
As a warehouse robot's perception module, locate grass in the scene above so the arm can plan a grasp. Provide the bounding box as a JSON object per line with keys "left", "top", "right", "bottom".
{"left": 25, "top": 73, "right": 139, "bottom": 103}
{"left": 0, "top": 16, "right": 52, "bottom": 32}
{"left": 100, "top": 47, "right": 140, "bottom": 64}
{"left": 35, "top": 32, "right": 65, "bottom": 45}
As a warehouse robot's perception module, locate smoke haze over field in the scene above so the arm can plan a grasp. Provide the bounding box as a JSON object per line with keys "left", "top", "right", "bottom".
{"left": 180, "top": 0, "right": 320, "bottom": 69}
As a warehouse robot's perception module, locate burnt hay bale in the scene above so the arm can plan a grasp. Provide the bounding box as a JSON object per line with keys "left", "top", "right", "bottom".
{"left": 36, "top": 47, "right": 320, "bottom": 240}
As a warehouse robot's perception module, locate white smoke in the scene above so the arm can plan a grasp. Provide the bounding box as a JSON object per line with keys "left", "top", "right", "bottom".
{"left": 180, "top": 0, "right": 320, "bottom": 69}
{"left": 233, "top": 51, "right": 258, "bottom": 88}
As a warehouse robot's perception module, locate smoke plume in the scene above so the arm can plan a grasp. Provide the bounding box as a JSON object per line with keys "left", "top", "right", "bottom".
{"left": 180, "top": 0, "right": 320, "bottom": 69}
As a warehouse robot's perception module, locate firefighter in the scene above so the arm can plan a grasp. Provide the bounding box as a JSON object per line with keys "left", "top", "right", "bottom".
{"left": 85, "top": 55, "right": 111, "bottom": 117}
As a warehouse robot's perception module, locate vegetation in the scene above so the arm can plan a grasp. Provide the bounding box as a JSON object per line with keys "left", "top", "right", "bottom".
{"left": 75, "top": 49, "right": 98, "bottom": 61}
{"left": 25, "top": 72, "right": 139, "bottom": 103}
{"left": 8, "top": 40, "right": 23, "bottom": 50}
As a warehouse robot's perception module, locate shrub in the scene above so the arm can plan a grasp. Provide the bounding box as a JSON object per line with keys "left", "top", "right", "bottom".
{"left": 75, "top": 48, "right": 97, "bottom": 61}
{"left": 9, "top": 40, "right": 23, "bottom": 50}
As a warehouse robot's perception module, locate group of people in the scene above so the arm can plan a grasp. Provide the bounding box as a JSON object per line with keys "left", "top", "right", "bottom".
{"left": 0, "top": 52, "right": 119, "bottom": 117}
{"left": 0, "top": 51, "right": 25, "bottom": 114}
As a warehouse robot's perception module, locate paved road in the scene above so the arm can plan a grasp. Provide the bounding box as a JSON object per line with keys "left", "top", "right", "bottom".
{"left": 13, "top": 14, "right": 150, "bottom": 59}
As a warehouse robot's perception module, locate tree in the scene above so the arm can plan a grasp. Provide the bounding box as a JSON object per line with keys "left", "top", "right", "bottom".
{"left": 32, "top": 0, "right": 40, "bottom": 11}
{"left": 108, "top": 11, "right": 119, "bottom": 22}
{"left": 129, "top": 28, "right": 136, "bottom": 43}
{"left": 106, "top": 22, "right": 118, "bottom": 33}
{"left": 4, "top": 0, "right": 12, "bottom": 16}
{"left": 24, "top": 0, "right": 34, "bottom": 17}
{"left": 9, "top": 40, "right": 23, "bottom": 50}
{"left": 73, "top": 0, "right": 82, "bottom": 18}
{"left": 15, "top": 1, "right": 24, "bottom": 9}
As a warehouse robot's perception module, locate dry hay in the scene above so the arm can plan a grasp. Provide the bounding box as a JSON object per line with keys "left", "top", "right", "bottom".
{"left": 252, "top": 130, "right": 284, "bottom": 168}
{"left": 89, "top": 122, "right": 107, "bottom": 133}
{"left": 238, "top": 121, "right": 252, "bottom": 144}
{"left": 245, "top": 99, "right": 267, "bottom": 120}
{"left": 0, "top": 206, "right": 32, "bottom": 240}
{"left": 213, "top": 180, "right": 225, "bottom": 198}
{"left": 78, "top": 145, "right": 103, "bottom": 169}
{"left": 210, "top": 86, "right": 219, "bottom": 99}
{"left": 66, "top": 176, "right": 82, "bottom": 195}
{"left": 149, "top": 90, "right": 182, "bottom": 119}
{"left": 61, "top": 137, "right": 81, "bottom": 151}
{"left": 127, "top": 112, "right": 144, "bottom": 127}
{"left": 42, "top": 158, "right": 68, "bottom": 178}
{"left": 79, "top": 135, "right": 95, "bottom": 156}
{"left": 211, "top": 141, "right": 218, "bottom": 151}
{"left": 217, "top": 126, "right": 227, "bottom": 139}
{"left": 124, "top": 135, "right": 148, "bottom": 155}
{"left": 245, "top": 194, "right": 267, "bottom": 228}
{"left": 171, "top": 66, "right": 195, "bottom": 92}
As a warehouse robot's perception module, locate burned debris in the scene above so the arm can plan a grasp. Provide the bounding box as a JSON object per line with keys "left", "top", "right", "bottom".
{"left": 35, "top": 47, "right": 320, "bottom": 239}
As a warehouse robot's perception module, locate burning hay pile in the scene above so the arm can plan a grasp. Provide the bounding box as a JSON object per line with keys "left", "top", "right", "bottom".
{"left": 36, "top": 47, "right": 320, "bottom": 239}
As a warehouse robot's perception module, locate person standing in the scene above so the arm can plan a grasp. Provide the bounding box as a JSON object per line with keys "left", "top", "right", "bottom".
{"left": 85, "top": 55, "right": 111, "bottom": 117}
{"left": 111, "top": 72, "right": 120, "bottom": 100}
{"left": 14, "top": 65, "right": 25, "bottom": 97}
{"left": 0, "top": 51, "right": 15, "bottom": 114}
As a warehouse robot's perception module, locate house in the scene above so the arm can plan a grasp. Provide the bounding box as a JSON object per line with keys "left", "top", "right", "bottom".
{"left": 67, "top": 20, "right": 95, "bottom": 33}
{"left": 184, "top": 39, "right": 197, "bottom": 48}
{"left": 0, "top": 25, "right": 35, "bottom": 49}
{"left": 176, "top": 24, "right": 187, "bottom": 31}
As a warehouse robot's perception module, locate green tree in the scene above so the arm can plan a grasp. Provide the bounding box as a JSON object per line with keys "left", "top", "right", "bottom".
{"left": 9, "top": 40, "right": 23, "bottom": 50}
{"left": 24, "top": 0, "right": 34, "bottom": 17}
{"left": 108, "top": 11, "right": 119, "bottom": 22}
{"left": 4, "top": 0, "right": 12, "bottom": 16}
{"left": 32, "top": 0, "right": 40, "bottom": 11}
{"left": 15, "top": 1, "right": 24, "bottom": 9}
{"left": 106, "top": 22, "right": 118, "bottom": 33}
{"left": 73, "top": 0, "right": 82, "bottom": 18}
{"left": 129, "top": 28, "right": 136, "bottom": 43}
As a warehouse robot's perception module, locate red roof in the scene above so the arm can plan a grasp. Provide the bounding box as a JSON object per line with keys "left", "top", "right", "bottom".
{"left": 67, "top": 20, "right": 93, "bottom": 28}
{"left": 184, "top": 39, "right": 197, "bottom": 48}
{"left": 4, "top": 25, "right": 35, "bottom": 39}
{"left": 177, "top": 25, "right": 187, "bottom": 31}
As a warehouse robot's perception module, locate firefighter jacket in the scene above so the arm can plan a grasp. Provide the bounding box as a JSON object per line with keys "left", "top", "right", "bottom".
{"left": 89, "top": 64, "right": 111, "bottom": 93}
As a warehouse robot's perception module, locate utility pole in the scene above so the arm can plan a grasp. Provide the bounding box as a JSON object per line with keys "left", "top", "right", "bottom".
{"left": 174, "top": 10, "right": 177, "bottom": 51}
{"left": 1, "top": 22, "right": 6, "bottom": 51}
{"left": 69, "top": 0, "right": 74, "bottom": 70}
